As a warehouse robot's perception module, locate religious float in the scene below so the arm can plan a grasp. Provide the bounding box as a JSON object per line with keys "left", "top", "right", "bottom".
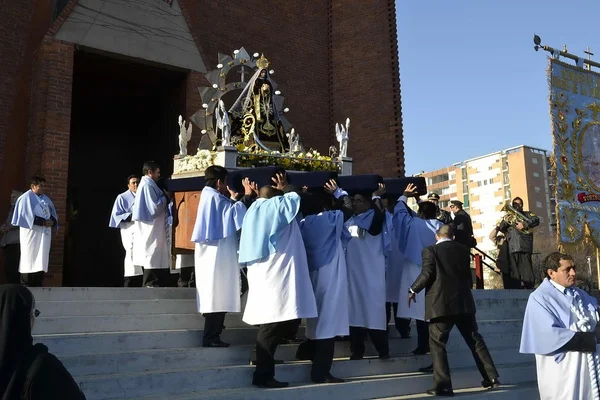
{"left": 167, "top": 48, "right": 426, "bottom": 251}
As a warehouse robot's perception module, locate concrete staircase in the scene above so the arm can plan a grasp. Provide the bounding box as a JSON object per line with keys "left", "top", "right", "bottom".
{"left": 30, "top": 288, "right": 539, "bottom": 400}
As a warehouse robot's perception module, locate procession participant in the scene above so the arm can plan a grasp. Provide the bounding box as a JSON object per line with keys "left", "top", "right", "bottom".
{"left": 109, "top": 175, "right": 141, "bottom": 287}
{"left": 373, "top": 185, "right": 411, "bottom": 339}
{"left": 427, "top": 193, "right": 452, "bottom": 225}
{"left": 393, "top": 183, "right": 442, "bottom": 356}
{"left": 132, "top": 161, "right": 171, "bottom": 287}
{"left": 11, "top": 177, "right": 58, "bottom": 287}
{"left": 1, "top": 190, "right": 23, "bottom": 284}
{"left": 448, "top": 200, "right": 476, "bottom": 248}
{"left": 345, "top": 183, "right": 390, "bottom": 360}
{"left": 295, "top": 181, "right": 352, "bottom": 384}
{"left": 409, "top": 225, "right": 499, "bottom": 396}
{"left": 192, "top": 166, "right": 256, "bottom": 348}
{"left": 520, "top": 252, "right": 600, "bottom": 400}
{"left": 498, "top": 197, "right": 540, "bottom": 289}
{"left": 239, "top": 173, "right": 317, "bottom": 388}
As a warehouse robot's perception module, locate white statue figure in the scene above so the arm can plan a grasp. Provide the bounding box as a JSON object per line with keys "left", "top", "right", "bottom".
{"left": 286, "top": 128, "right": 300, "bottom": 153}
{"left": 216, "top": 100, "right": 232, "bottom": 147}
{"left": 178, "top": 115, "right": 193, "bottom": 156}
{"left": 335, "top": 117, "right": 350, "bottom": 157}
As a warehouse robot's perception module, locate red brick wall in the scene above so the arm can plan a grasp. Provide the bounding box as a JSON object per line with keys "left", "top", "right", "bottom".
{"left": 331, "top": 0, "right": 404, "bottom": 177}
{"left": 1, "top": 0, "right": 404, "bottom": 285}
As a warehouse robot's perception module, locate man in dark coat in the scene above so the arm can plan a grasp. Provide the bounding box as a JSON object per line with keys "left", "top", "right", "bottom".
{"left": 427, "top": 193, "right": 452, "bottom": 225}
{"left": 497, "top": 197, "right": 540, "bottom": 289}
{"left": 408, "top": 225, "right": 499, "bottom": 397}
{"left": 449, "top": 200, "right": 476, "bottom": 248}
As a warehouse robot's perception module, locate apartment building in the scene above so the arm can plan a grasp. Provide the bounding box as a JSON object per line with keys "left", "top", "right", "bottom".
{"left": 415, "top": 145, "right": 553, "bottom": 253}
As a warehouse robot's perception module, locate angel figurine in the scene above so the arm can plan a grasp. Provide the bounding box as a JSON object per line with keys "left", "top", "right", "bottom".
{"left": 286, "top": 128, "right": 300, "bottom": 153}
{"left": 178, "top": 115, "right": 193, "bottom": 156}
{"left": 216, "top": 100, "right": 232, "bottom": 147}
{"left": 335, "top": 117, "right": 350, "bottom": 157}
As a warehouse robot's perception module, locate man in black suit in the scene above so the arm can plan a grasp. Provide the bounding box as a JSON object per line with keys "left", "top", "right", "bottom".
{"left": 448, "top": 200, "right": 476, "bottom": 248}
{"left": 408, "top": 225, "right": 499, "bottom": 397}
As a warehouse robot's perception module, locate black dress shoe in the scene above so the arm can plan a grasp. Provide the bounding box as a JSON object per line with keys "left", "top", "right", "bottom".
{"left": 349, "top": 354, "right": 363, "bottom": 360}
{"left": 312, "top": 373, "right": 345, "bottom": 384}
{"left": 419, "top": 364, "right": 433, "bottom": 373}
{"left": 203, "top": 340, "right": 230, "bottom": 348}
{"left": 252, "top": 378, "right": 289, "bottom": 388}
{"left": 482, "top": 378, "right": 501, "bottom": 389}
{"left": 425, "top": 387, "right": 454, "bottom": 397}
{"left": 411, "top": 347, "right": 430, "bottom": 355}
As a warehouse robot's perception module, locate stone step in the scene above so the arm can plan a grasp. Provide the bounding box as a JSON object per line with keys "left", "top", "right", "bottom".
{"left": 92, "top": 363, "right": 535, "bottom": 400}
{"left": 62, "top": 332, "right": 527, "bottom": 377}
{"left": 377, "top": 382, "right": 538, "bottom": 399}
{"left": 29, "top": 287, "right": 196, "bottom": 301}
{"left": 37, "top": 320, "right": 523, "bottom": 357}
{"left": 35, "top": 297, "right": 526, "bottom": 319}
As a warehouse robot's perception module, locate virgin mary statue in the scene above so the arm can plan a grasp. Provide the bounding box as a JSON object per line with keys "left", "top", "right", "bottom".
{"left": 229, "top": 55, "right": 287, "bottom": 152}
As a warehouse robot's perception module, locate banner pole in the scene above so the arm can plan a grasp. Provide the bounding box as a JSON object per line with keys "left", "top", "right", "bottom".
{"left": 596, "top": 247, "right": 600, "bottom": 291}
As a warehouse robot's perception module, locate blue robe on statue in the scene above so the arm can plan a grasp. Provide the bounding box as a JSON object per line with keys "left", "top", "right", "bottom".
{"left": 520, "top": 278, "right": 600, "bottom": 399}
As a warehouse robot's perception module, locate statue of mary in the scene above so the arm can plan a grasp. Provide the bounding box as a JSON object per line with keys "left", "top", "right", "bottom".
{"left": 229, "top": 55, "right": 286, "bottom": 152}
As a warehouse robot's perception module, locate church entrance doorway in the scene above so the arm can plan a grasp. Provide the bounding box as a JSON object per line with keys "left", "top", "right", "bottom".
{"left": 64, "top": 50, "right": 186, "bottom": 287}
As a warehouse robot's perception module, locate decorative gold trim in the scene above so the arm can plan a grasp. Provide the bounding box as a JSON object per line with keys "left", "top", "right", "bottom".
{"left": 256, "top": 54, "right": 270, "bottom": 69}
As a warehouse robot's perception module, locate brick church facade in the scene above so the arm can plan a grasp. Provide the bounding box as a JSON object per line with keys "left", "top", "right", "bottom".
{"left": 0, "top": 0, "right": 404, "bottom": 286}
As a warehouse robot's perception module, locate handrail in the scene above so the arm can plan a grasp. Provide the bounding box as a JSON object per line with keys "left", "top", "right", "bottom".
{"left": 470, "top": 250, "right": 501, "bottom": 275}
{"left": 474, "top": 246, "right": 497, "bottom": 263}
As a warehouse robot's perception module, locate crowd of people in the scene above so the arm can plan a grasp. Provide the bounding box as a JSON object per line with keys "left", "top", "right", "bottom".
{"left": 1, "top": 162, "right": 598, "bottom": 399}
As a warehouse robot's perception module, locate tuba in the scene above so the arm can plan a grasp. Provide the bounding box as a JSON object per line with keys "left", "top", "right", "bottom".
{"left": 500, "top": 201, "right": 534, "bottom": 234}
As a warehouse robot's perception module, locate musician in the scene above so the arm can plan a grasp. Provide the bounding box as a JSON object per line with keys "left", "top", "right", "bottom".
{"left": 497, "top": 197, "right": 539, "bottom": 289}
{"left": 427, "top": 193, "right": 452, "bottom": 224}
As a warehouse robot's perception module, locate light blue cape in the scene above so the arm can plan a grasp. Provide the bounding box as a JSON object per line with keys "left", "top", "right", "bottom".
{"left": 132, "top": 176, "right": 166, "bottom": 223}
{"left": 300, "top": 210, "right": 350, "bottom": 271}
{"left": 238, "top": 192, "right": 300, "bottom": 264}
{"left": 11, "top": 190, "right": 58, "bottom": 230}
{"left": 109, "top": 190, "right": 135, "bottom": 229}
{"left": 191, "top": 186, "right": 246, "bottom": 243}
{"left": 392, "top": 200, "right": 441, "bottom": 265}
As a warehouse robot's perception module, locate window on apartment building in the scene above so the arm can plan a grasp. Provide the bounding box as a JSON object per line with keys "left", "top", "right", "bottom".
{"left": 449, "top": 171, "right": 456, "bottom": 180}
{"left": 463, "top": 194, "right": 470, "bottom": 207}
{"left": 502, "top": 157, "right": 508, "bottom": 170}
{"left": 536, "top": 201, "right": 543, "bottom": 208}
{"left": 532, "top": 158, "right": 539, "bottom": 164}
{"left": 535, "top": 186, "right": 541, "bottom": 193}
{"left": 483, "top": 180, "right": 488, "bottom": 185}
{"left": 505, "top": 188, "right": 511, "bottom": 199}
{"left": 429, "top": 173, "right": 449, "bottom": 185}
{"left": 441, "top": 187, "right": 451, "bottom": 195}
{"left": 488, "top": 166, "right": 493, "bottom": 170}
{"left": 533, "top": 172, "right": 540, "bottom": 178}
{"left": 439, "top": 200, "right": 449, "bottom": 209}
{"left": 462, "top": 182, "right": 468, "bottom": 193}
{"left": 462, "top": 168, "right": 467, "bottom": 180}
{"left": 503, "top": 174, "right": 509, "bottom": 184}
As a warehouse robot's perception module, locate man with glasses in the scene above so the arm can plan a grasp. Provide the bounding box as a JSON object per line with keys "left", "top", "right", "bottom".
{"left": 109, "top": 175, "right": 142, "bottom": 287}
{"left": 498, "top": 197, "right": 539, "bottom": 289}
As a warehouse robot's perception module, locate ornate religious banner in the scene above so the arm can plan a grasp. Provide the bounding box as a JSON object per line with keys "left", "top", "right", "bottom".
{"left": 550, "top": 59, "right": 600, "bottom": 248}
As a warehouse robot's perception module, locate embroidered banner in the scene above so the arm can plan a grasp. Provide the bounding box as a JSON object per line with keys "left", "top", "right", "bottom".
{"left": 550, "top": 59, "right": 600, "bottom": 247}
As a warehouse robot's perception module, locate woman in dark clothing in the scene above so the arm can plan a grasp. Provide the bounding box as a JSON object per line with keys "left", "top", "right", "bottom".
{"left": 1, "top": 284, "right": 85, "bottom": 400}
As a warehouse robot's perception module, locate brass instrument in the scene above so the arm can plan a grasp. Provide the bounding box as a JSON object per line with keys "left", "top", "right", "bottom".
{"left": 499, "top": 201, "right": 534, "bottom": 234}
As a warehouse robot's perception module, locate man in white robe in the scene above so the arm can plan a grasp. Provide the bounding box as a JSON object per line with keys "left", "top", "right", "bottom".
{"left": 239, "top": 173, "right": 317, "bottom": 388}
{"left": 295, "top": 183, "right": 352, "bottom": 384}
{"left": 393, "top": 183, "right": 442, "bottom": 357}
{"left": 521, "top": 252, "right": 600, "bottom": 400}
{"left": 132, "top": 161, "right": 172, "bottom": 287}
{"left": 11, "top": 176, "right": 58, "bottom": 287}
{"left": 344, "top": 186, "right": 390, "bottom": 360}
{"left": 192, "top": 166, "right": 256, "bottom": 348}
{"left": 109, "top": 175, "right": 141, "bottom": 287}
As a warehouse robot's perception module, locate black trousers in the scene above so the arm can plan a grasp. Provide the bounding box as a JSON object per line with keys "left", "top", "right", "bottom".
{"left": 142, "top": 268, "right": 170, "bottom": 287}
{"left": 178, "top": 266, "right": 194, "bottom": 288}
{"left": 3, "top": 244, "right": 20, "bottom": 284}
{"left": 386, "top": 302, "right": 411, "bottom": 337}
{"left": 429, "top": 313, "right": 499, "bottom": 390}
{"left": 124, "top": 275, "right": 143, "bottom": 287}
{"left": 21, "top": 271, "right": 44, "bottom": 287}
{"left": 296, "top": 338, "right": 336, "bottom": 381}
{"left": 281, "top": 318, "right": 301, "bottom": 339}
{"left": 416, "top": 319, "right": 430, "bottom": 351}
{"left": 253, "top": 319, "right": 297, "bottom": 383}
{"left": 349, "top": 326, "right": 389, "bottom": 358}
{"left": 203, "top": 312, "right": 226, "bottom": 345}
